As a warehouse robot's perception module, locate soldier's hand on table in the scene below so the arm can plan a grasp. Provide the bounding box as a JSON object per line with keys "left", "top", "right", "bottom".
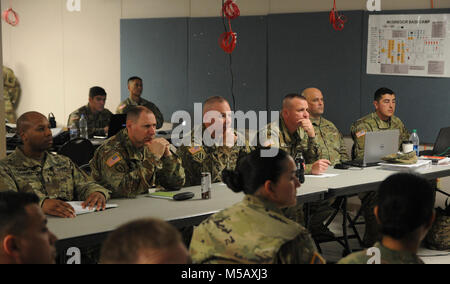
{"left": 298, "top": 119, "right": 315, "bottom": 137}
{"left": 82, "top": 192, "right": 106, "bottom": 211}
{"left": 311, "top": 159, "right": 331, "bottom": 175}
{"left": 42, "top": 199, "right": 76, "bottom": 218}
{"left": 147, "top": 138, "right": 170, "bottom": 159}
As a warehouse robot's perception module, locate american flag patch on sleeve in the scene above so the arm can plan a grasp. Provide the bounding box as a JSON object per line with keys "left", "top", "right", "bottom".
{"left": 106, "top": 154, "right": 122, "bottom": 167}
{"left": 356, "top": 130, "right": 366, "bottom": 138}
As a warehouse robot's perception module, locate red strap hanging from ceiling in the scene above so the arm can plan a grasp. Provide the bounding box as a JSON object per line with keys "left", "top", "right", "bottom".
{"left": 330, "top": 0, "right": 347, "bottom": 31}
{"left": 219, "top": 0, "right": 240, "bottom": 54}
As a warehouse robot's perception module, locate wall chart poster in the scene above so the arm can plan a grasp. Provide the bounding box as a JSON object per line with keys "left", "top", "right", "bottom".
{"left": 367, "top": 14, "right": 450, "bottom": 78}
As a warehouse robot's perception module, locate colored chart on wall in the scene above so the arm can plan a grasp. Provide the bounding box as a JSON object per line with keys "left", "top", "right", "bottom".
{"left": 367, "top": 14, "right": 450, "bottom": 77}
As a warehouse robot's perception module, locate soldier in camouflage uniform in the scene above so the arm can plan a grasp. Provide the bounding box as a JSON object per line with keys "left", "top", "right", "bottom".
{"left": 190, "top": 149, "right": 325, "bottom": 264}
{"left": 2, "top": 66, "right": 21, "bottom": 123}
{"left": 177, "top": 96, "right": 251, "bottom": 187}
{"left": 116, "top": 76, "right": 164, "bottom": 129}
{"left": 303, "top": 88, "right": 351, "bottom": 241}
{"left": 67, "top": 86, "right": 113, "bottom": 138}
{"left": 339, "top": 173, "right": 435, "bottom": 264}
{"left": 257, "top": 94, "right": 330, "bottom": 175}
{"left": 350, "top": 87, "right": 410, "bottom": 247}
{"left": 90, "top": 106, "right": 185, "bottom": 198}
{"left": 0, "top": 112, "right": 109, "bottom": 218}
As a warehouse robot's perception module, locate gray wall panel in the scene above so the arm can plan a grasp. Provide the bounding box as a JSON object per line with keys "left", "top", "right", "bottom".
{"left": 268, "top": 11, "right": 364, "bottom": 136}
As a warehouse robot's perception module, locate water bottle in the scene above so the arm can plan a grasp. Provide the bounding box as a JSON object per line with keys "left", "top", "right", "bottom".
{"left": 295, "top": 153, "right": 305, "bottom": 184}
{"left": 79, "top": 114, "right": 88, "bottom": 139}
{"left": 69, "top": 122, "right": 78, "bottom": 140}
{"left": 410, "top": 129, "right": 420, "bottom": 157}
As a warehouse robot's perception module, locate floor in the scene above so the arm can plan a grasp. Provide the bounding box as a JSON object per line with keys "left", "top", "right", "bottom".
{"left": 318, "top": 197, "right": 450, "bottom": 264}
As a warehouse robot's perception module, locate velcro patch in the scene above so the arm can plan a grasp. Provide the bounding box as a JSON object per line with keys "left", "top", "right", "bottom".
{"left": 356, "top": 130, "right": 366, "bottom": 138}
{"left": 106, "top": 154, "right": 122, "bottom": 168}
{"left": 188, "top": 146, "right": 202, "bottom": 155}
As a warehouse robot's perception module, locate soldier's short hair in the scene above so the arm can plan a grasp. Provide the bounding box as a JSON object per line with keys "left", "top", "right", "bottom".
{"left": 100, "top": 218, "right": 184, "bottom": 264}
{"left": 127, "top": 76, "right": 142, "bottom": 85}
{"left": 16, "top": 111, "right": 46, "bottom": 134}
{"left": 0, "top": 191, "right": 39, "bottom": 237}
{"left": 204, "top": 96, "right": 227, "bottom": 106}
{"left": 126, "top": 106, "right": 154, "bottom": 122}
{"left": 377, "top": 173, "right": 435, "bottom": 240}
{"left": 89, "top": 86, "right": 107, "bottom": 99}
{"left": 374, "top": 87, "right": 395, "bottom": 102}
{"left": 282, "top": 93, "right": 307, "bottom": 110}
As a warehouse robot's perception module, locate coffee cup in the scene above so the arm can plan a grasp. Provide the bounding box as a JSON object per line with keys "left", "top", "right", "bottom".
{"left": 402, "top": 141, "right": 413, "bottom": 153}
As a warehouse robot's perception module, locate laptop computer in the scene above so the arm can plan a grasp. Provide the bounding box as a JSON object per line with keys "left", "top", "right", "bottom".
{"left": 107, "top": 114, "right": 127, "bottom": 138}
{"left": 420, "top": 127, "right": 450, "bottom": 157}
{"left": 345, "top": 129, "right": 400, "bottom": 167}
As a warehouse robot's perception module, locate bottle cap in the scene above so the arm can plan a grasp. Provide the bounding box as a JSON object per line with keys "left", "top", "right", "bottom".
{"left": 412, "top": 129, "right": 417, "bottom": 133}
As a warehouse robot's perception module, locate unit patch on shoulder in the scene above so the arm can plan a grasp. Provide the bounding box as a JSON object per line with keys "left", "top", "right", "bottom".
{"left": 356, "top": 130, "right": 366, "bottom": 138}
{"left": 188, "top": 146, "right": 202, "bottom": 155}
{"left": 106, "top": 153, "right": 122, "bottom": 168}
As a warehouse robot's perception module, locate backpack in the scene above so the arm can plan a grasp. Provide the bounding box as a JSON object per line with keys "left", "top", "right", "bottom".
{"left": 424, "top": 198, "right": 450, "bottom": 251}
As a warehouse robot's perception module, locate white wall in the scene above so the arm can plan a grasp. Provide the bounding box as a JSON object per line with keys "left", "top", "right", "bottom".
{"left": 2, "top": 0, "right": 450, "bottom": 126}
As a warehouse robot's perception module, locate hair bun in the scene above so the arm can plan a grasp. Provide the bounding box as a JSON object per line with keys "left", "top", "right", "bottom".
{"left": 222, "top": 170, "right": 243, "bottom": 193}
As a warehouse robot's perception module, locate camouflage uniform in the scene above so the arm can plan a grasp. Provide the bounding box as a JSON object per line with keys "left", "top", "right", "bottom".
{"left": 67, "top": 104, "right": 113, "bottom": 138}
{"left": 350, "top": 112, "right": 409, "bottom": 161}
{"left": 116, "top": 97, "right": 164, "bottom": 129}
{"left": 176, "top": 126, "right": 251, "bottom": 187}
{"left": 90, "top": 129, "right": 185, "bottom": 198}
{"left": 2, "top": 66, "right": 20, "bottom": 123}
{"left": 258, "top": 116, "right": 321, "bottom": 174}
{"left": 190, "top": 194, "right": 325, "bottom": 264}
{"left": 338, "top": 242, "right": 424, "bottom": 264}
{"left": 308, "top": 117, "right": 350, "bottom": 240}
{"left": 311, "top": 117, "right": 350, "bottom": 166}
{"left": 350, "top": 112, "right": 410, "bottom": 247}
{"left": 0, "top": 147, "right": 110, "bottom": 207}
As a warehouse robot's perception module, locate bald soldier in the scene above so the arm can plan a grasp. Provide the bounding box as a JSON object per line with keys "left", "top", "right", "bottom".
{"left": 0, "top": 112, "right": 110, "bottom": 218}
{"left": 350, "top": 87, "right": 410, "bottom": 247}
{"left": 258, "top": 94, "right": 330, "bottom": 175}
{"left": 90, "top": 106, "right": 185, "bottom": 198}
{"left": 177, "top": 96, "right": 251, "bottom": 187}
{"left": 302, "top": 88, "right": 350, "bottom": 241}
{"left": 116, "top": 76, "right": 164, "bottom": 129}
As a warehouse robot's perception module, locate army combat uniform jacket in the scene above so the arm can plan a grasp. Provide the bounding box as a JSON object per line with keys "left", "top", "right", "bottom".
{"left": 90, "top": 129, "right": 185, "bottom": 198}
{"left": 176, "top": 126, "right": 251, "bottom": 187}
{"left": 67, "top": 104, "right": 113, "bottom": 137}
{"left": 350, "top": 112, "right": 409, "bottom": 160}
{"left": 190, "top": 195, "right": 325, "bottom": 264}
{"left": 116, "top": 97, "right": 164, "bottom": 129}
{"left": 258, "top": 116, "right": 321, "bottom": 174}
{"left": 0, "top": 147, "right": 110, "bottom": 207}
{"left": 311, "top": 117, "right": 350, "bottom": 166}
{"left": 338, "top": 242, "right": 424, "bottom": 264}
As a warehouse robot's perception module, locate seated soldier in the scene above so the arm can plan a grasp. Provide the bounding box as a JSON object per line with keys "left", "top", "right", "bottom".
{"left": 67, "top": 86, "right": 113, "bottom": 138}
{"left": 100, "top": 218, "right": 190, "bottom": 264}
{"left": 177, "top": 96, "right": 251, "bottom": 187}
{"left": 0, "top": 191, "right": 58, "bottom": 264}
{"left": 90, "top": 106, "right": 185, "bottom": 198}
{"left": 0, "top": 112, "right": 110, "bottom": 218}
{"left": 350, "top": 87, "right": 410, "bottom": 247}
{"left": 189, "top": 148, "right": 325, "bottom": 264}
{"left": 338, "top": 173, "right": 435, "bottom": 264}
{"left": 116, "top": 76, "right": 164, "bottom": 129}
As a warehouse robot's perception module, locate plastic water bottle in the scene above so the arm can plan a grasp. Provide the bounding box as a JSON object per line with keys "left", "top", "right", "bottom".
{"left": 410, "top": 129, "right": 420, "bottom": 157}
{"left": 79, "top": 114, "right": 88, "bottom": 139}
{"left": 69, "top": 123, "right": 78, "bottom": 140}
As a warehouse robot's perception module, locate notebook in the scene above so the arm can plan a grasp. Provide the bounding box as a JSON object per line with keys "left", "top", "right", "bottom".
{"left": 67, "top": 201, "right": 118, "bottom": 215}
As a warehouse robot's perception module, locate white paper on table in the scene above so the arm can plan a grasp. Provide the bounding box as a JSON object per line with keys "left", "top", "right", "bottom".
{"left": 66, "top": 201, "right": 118, "bottom": 215}
{"left": 306, "top": 173, "right": 339, "bottom": 178}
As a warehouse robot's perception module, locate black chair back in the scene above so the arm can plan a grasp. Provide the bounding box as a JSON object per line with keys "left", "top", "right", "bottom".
{"left": 58, "top": 138, "right": 95, "bottom": 167}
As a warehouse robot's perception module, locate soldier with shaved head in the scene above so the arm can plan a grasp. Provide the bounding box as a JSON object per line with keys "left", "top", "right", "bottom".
{"left": 0, "top": 112, "right": 110, "bottom": 218}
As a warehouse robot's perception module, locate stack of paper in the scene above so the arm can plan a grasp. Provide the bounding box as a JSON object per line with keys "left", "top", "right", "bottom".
{"left": 67, "top": 201, "right": 118, "bottom": 215}
{"left": 379, "top": 160, "right": 432, "bottom": 172}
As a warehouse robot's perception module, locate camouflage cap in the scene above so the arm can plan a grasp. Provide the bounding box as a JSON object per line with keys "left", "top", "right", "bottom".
{"left": 381, "top": 151, "right": 418, "bottom": 164}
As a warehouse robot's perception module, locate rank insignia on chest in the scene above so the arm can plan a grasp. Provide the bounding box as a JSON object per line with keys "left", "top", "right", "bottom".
{"left": 106, "top": 154, "right": 122, "bottom": 167}
{"left": 356, "top": 130, "right": 366, "bottom": 138}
